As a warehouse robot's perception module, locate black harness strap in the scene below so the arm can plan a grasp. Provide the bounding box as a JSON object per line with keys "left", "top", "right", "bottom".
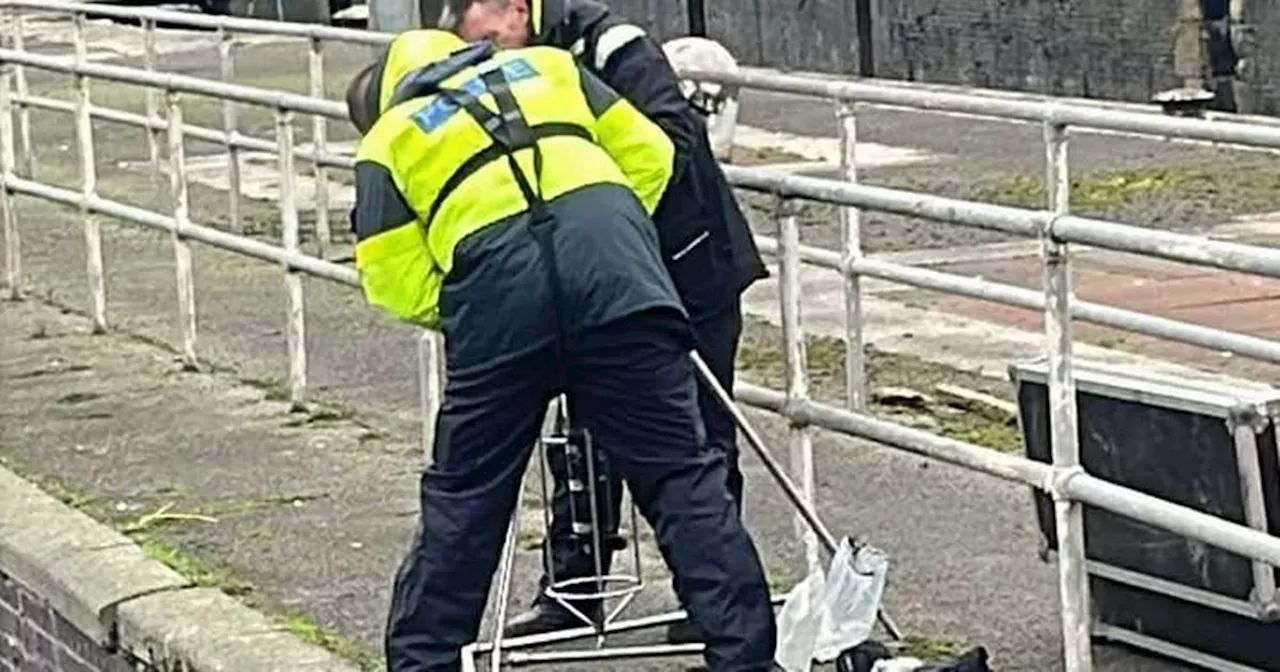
{"left": 425, "top": 122, "right": 591, "bottom": 226}
{"left": 436, "top": 66, "right": 575, "bottom": 364}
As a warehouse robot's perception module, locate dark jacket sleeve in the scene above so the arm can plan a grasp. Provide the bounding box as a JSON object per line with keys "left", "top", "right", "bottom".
{"left": 585, "top": 22, "right": 701, "bottom": 188}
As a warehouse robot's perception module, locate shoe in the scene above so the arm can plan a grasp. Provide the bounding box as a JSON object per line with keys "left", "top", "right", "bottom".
{"left": 502, "top": 601, "right": 599, "bottom": 638}
{"left": 665, "top": 618, "right": 703, "bottom": 644}
{"left": 836, "top": 640, "right": 893, "bottom": 672}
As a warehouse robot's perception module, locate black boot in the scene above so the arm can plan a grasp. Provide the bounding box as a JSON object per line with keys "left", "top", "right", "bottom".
{"left": 503, "top": 599, "right": 601, "bottom": 638}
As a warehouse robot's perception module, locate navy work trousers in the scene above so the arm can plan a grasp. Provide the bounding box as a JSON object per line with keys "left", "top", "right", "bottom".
{"left": 384, "top": 308, "right": 776, "bottom": 672}
{"left": 537, "top": 298, "right": 745, "bottom": 601}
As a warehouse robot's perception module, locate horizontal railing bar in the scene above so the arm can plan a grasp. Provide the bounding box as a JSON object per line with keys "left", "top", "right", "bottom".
{"left": 737, "top": 382, "right": 1280, "bottom": 568}
{"left": 5, "top": 176, "right": 358, "bottom": 285}
{"left": 753, "top": 236, "right": 1280, "bottom": 363}
{"left": 750, "top": 66, "right": 1280, "bottom": 130}
{"left": 738, "top": 382, "right": 1051, "bottom": 487}
{"left": 728, "top": 166, "right": 1280, "bottom": 279}
{"left": 1052, "top": 215, "right": 1280, "bottom": 278}
{"left": 18, "top": 93, "right": 356, "bottom": 170}
{"left": 724, "top": 165, "right": 1047, "bottom": 237}
{"left": 0, "top": 48, "right": 348, "bottom": 117}
{"left": 1066, "top": 472, "right": 1280, "bottom": 568}
{"left": 685, "top": 67, "right": 1280, "bottom": 151}
{"left": 0, "top": 0, "right": 392, "bottom": 45}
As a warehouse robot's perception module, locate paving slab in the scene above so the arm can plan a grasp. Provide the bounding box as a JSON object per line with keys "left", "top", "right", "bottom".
{"left": 739, "top": 256, "right": 1265, "bottom": 384}
{"left": 881, "top": 249, "right": 1280, "bottom": 384}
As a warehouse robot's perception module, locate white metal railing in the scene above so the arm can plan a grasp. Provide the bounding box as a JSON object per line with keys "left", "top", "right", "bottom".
{"left": 2, "top": 4, "right": 1280, "bottom": 672}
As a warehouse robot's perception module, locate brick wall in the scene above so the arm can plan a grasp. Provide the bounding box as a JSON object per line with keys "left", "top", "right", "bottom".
{"left": 0, "top": 571, "right": 142, "bottom": 672}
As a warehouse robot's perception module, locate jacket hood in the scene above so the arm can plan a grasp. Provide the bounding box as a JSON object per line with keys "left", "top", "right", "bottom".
{"left": 379, "top": 29, "right": 471, "bottom": 112}
{"left": 530, "top": 0, "right": 611, "bottom": 47}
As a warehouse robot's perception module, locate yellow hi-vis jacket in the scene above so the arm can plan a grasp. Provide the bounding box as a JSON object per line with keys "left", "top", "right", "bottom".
{"left": 352, "top": 31, "right": 675, "bottom": 330}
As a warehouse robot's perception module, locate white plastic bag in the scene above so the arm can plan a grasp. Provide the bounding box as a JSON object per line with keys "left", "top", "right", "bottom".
{"left": 813, "top": 538, "right": 890, "bottom": 662}
{"left": 773, "top": 568, "right": 827, "bottom": 672}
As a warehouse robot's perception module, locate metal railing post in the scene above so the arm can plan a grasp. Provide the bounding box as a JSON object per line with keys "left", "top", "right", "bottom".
{"left": 417, "top": 330, "right": 444, "bottom": 460}
{"left": 218, "top": 27, "right": 242, "bottom": 233}
{"left": 73, "top": 13, "right": 106, "bottom": 332}
{"left": 836, "top": 102, "right": 866, "bottom": 411}
{"left": 0, "top": 64, "right": 19, "bottom": 301}
{"left": 10, "top": 7, "right": 33, "bottom": 178}
{"left": 166, "top": 90, "right": 200, "bottom": 371}
{"left": 308, "top": 36, "right": 331, "bottom": 258}
{"left": 778, "top": 195, "right": 822, "bottom": 574}
{"left": 276, "top": 107, "right": 309, "bottom": 410}
{"left": 1042, "top": 119, "right": 1093, "bottom": 672}
{"left": 143, "top": 18, "right": 162, "bottom": 193}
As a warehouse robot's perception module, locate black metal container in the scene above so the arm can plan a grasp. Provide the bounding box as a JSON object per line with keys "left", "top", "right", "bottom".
{"left": 1011, "top": 358, "right": 1280, "bottom": 672}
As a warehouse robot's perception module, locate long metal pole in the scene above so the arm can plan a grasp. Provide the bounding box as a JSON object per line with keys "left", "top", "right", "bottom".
{"left": 1043, "top": 120, "right": 1093, "bottom": 672}
{"left": 4, "top": 176, "right": 358, "bottom": 285}
{"left": 0, "top": 64, "right": 19, "bottom": 301}
{"left": 142, "top": 18, "right": 162, "bottom": 194}
{"left": 73, "top": 14, "right": 106, "bottom": 333}
{"left": 753, "top": 235, "right": 1280, "bottom": 364}
{"left": 218, "top": 27, "right": 242, "bottom": 233}
{"left": 689, "top": 351, "right": 903, "bottom": 640}
{"left": 308, "top": 35, "right": 331, "bottom": 258}
{"left": 778, "top": 197, "right": 821, "bottom": 575}
{"left": 836, "top": 103, "right": 866, "bottom": 410}
{"left": 276, "top": 108, "right": 309, "bottom": 410}
{"left": 10, "top": 8, "right": 33, "bottom": 179}
{"left": 489, "top": 512, "right": 521, "bottom": 672}
{"left": 417, "top": 329, "right": 443, "bottom": 460}
{"left": 166, "top": 91, "right": 200, "bottom": 371}
{"left": 14, "top": 94, "right": 356, "bottom": 169}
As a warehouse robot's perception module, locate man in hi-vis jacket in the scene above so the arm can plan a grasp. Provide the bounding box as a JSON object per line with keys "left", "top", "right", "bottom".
{"left": 443, "top": 0, "right": 769, "bottom": 643}
{"left": 345, "top": 28, "right": 776, "bottom": 672}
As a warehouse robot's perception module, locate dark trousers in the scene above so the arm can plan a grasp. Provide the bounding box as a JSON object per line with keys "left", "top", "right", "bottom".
{"left": 384, "top": 308, "right": 774, "bottom": 672}
{"left": 537, "top": 298, "right": 745, "bottom": 601}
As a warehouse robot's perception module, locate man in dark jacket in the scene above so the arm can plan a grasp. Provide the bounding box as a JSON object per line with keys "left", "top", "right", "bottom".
{"left": 447, "top": 0, "right": 770, "bottom": 643}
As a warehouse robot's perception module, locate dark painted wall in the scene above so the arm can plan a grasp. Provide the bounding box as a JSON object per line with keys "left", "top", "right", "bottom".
{"left": 606, "top": 0, "right": 1278, "bottom": 114}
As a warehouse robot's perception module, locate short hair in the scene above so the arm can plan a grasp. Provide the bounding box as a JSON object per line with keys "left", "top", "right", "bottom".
{"left": 435, "top": 0, "right": 508, "bottom": 30}
{"left": 345, "top": 63, "right": 379, "bottom": 136}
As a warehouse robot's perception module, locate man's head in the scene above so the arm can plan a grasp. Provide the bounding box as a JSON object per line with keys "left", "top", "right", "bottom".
{"left": 456, "top": 0, "right": 531, "bottom": 48}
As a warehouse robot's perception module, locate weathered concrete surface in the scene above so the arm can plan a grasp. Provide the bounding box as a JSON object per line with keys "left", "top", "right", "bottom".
{"left": 116, "top": 587, "right": 360, "bottom": 671}
{"left": 0, "top": 461, "right": 361, "bottom": 672}
{"left": 0, "top": 296, "right": 1189, "bottom": 671}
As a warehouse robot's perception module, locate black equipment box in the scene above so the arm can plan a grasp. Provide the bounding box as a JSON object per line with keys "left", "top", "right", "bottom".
{"left": 1010, "top": 359, "right": 1280, "bottom": 671}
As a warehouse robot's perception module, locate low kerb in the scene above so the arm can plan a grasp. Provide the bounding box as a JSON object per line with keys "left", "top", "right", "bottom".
{"left": 0, "top": 466, "right": 361, "bottom": 672}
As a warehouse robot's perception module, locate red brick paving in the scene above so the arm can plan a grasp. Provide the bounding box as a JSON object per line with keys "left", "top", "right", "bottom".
{"left": 890, "top": 250, "right": 1280, "bottom": 383}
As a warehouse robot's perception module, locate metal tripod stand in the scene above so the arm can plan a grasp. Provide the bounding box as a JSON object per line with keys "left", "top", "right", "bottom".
{"left": 486, "top": 394, "right": 647, "bottom": 671}
{"left": 471, "top": 352, "right": 902, "bottom": 670}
